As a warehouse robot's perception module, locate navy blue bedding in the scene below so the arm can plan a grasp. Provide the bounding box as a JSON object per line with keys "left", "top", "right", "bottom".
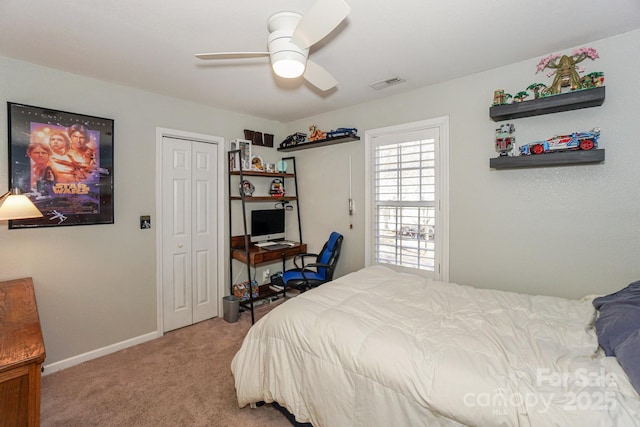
{"left": 593, "top": 280, "right": 640, "bottom": 394}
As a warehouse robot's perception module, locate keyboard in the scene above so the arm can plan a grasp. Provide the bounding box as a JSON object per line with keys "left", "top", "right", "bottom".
{"left": 262, "top": 244, "right": 291, "bottom": 251}
{"left": 255, "top": 241, "right": 297, "bottom": 248}
{"left": 254, "top": 241, "right": 275, "bottom": 247}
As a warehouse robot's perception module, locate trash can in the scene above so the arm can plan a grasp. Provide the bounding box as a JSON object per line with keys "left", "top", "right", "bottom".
{"left": 223, "top": 295, "right": 239, "bottom": 323}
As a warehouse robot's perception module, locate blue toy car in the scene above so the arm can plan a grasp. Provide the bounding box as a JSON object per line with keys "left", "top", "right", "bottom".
{"left": 325, "top": 127, "right": 358, "bottom": 138}
{"left": 520, "top": 128, "right": 600, "bottom": 155}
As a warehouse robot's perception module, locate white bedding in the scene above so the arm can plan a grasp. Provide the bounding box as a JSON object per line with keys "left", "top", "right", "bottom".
{"left": 231, "top": 266, "right": 640, "bottom": 426}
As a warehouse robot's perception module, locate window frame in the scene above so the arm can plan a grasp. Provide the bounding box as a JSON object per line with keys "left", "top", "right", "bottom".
{"left": 364, "top": 117, "right": 450, "bottom": 281}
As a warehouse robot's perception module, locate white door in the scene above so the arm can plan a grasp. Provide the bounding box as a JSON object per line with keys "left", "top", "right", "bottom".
{"left": 161, "top": 136, "right": 218, "bottom": 332}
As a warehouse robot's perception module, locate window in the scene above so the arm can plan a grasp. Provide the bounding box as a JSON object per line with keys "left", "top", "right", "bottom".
{"left": 365, "top": 118, "right": 449, "bottom": 280}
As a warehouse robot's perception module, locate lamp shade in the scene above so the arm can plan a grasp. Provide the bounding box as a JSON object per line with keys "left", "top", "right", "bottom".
{"left": 271, "top": 51, "right": 306, "bottom": 78}
{"left": 0, "top": 188, "right": 44, "bottom": 220}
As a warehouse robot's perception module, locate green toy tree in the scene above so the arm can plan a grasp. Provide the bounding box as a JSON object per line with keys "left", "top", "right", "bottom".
{"left": 536, "top": 47, "right": 599, "bottom": 95}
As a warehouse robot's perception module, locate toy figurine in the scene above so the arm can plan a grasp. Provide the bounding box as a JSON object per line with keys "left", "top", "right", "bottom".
{"left": 492, "top": 89, "right": 512, "bottom": 106}
{"left": 582, "top": 72, "right": 605, "bottom": 89}
{"left": 513, "top": 91, "right": 529, "bottom": 103}
{"left": 269, "top": 178, "right": 285, "bottom": 197}
{"left": 526, "top": 83, "right": 547, "bottom": 99}
{"left": 495, "top": 123, "right": 515, "bottom": 157}
{"left": 308, "top": 125, "right": 326, "bottom": 141}
{"left": 239, "top": 179, "right": 255, "bottom": 196}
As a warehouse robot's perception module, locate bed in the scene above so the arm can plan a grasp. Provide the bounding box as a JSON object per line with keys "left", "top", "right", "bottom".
{"left": 231, "top": 265, "right": 640, "bottom": 426}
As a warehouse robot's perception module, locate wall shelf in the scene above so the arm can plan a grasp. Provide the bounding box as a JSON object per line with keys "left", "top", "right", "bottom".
{"left": 277, "top": 135, "right": 360, "bottom": 152}
{"left": 490, "top": 149, "right": 605, "bottom": 169}
{"left": 230, "top": 196, "right": 297, "bottom": 201}
{"left": 489, "top": 87, "right": 605, "bottom": 121}
{"left": 230, "top": 170, "right": 295, "bottom": 178}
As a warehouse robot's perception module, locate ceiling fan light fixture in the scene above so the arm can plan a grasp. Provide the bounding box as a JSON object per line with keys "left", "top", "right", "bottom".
{"left": 195, "top": 0, "right": 349, "bottom": 90}
{"left": 271, "top": 51, "right": 306, "bottom": 78}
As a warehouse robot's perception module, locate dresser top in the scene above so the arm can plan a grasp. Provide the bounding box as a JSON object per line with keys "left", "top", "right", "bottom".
{"left": 0, "top": 277, "right": 46, "bottom": 371}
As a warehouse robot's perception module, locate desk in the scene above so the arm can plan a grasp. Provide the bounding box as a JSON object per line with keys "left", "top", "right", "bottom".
{"left": 0, "top": 277, "right": 46, "bottom": 427}
{"left": 230, "top": 235, "right": 307, "bottom": 267}
{"left": 230, "top": 236, "right": 307, "bottom": 320}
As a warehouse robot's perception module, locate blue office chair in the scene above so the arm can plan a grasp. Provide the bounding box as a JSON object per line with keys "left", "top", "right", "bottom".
{"left": 283, "top": 231, "right": 344, "bottom": 291}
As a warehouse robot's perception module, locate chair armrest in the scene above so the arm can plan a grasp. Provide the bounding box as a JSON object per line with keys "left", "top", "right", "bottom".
{"left": 294, "top": 252, "right": 318, "bottom": 269}
{"left": 300, "top": 262, "right": 333, "bottom": 282}
{"left": 305, "top": 262, "right": 330, "bottom": 269}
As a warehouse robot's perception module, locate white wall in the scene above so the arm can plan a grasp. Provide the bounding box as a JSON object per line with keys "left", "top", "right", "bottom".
{"left": 3, "top": 29, "right": 639, "bottom": 368}
{"left": 0, "top": 56, "right": 284, "bottom": 366}
{"left": 284, "top": 29, "right": 640, "bottom": 299}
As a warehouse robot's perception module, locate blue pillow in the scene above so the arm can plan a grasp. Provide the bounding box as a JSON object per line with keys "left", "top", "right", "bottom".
{"left": 593, "top": 280, "right": 640, "bottom": 394}
{"left": 614, "top": 329, "right": 640, "bottom": 394}
{"left": 593, "top": 280, "right": 640, "bottom": 307}
{"left": 593, "top": 301, "right": 640, "bottom": 356}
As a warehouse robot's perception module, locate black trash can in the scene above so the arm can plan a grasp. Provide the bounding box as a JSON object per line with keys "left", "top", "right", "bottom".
{"left": 223, "top": 295, "right": 239, "bottom": 323}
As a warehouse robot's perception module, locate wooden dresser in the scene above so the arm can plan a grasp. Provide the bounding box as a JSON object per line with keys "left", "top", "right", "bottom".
{"left": 0, "top": 277, "right": 46, "bottom": 427}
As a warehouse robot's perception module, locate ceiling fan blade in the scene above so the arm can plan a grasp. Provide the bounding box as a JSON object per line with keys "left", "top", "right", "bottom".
{"left": 195, "top": 52, "right": 269, "bottom": 60}
{"left": 303, "top": 59, "right": 337, "bottom": 91}
{"left": 290, "top": 0, "right": 350, "bottom": 49}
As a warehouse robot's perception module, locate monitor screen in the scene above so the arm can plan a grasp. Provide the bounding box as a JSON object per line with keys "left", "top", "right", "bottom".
{"left": 250, "top": 209, "right": 285, "bottom": 243}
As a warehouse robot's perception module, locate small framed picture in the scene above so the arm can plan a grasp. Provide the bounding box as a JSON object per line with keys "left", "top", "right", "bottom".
{"left": 251, "top": 155, "right": 264, "bottom": 172}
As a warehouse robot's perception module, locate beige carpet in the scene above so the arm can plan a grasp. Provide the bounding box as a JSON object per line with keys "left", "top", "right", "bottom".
{"left": 41, "top": 301, "right": 289, "bottom": 427}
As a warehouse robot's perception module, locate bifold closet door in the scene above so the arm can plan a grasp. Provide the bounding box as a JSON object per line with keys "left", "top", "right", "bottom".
{"left": 161, "top": 136, "right": 218, "bottom": 332}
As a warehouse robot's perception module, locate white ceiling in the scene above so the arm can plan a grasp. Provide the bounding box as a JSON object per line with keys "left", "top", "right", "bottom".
{"left": 0, "top": 0, "right": 639, "bottom": 123}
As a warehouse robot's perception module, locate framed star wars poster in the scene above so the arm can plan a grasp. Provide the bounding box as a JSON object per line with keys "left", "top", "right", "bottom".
{"left": 7, "top": 102, "right": 114, "bottom": 228}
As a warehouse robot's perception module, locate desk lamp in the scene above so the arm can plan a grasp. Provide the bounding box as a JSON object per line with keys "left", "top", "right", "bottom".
{"left": 0, "top": 188, "right": 43, "bottom": 220}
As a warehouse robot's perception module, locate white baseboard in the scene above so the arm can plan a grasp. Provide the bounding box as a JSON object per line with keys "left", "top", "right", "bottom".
{"left": 42, "top": 330, "right": 162, "bottom": 375}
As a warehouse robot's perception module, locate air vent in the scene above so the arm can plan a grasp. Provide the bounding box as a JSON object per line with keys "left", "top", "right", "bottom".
{"left": 369, "top": 76, "right": 406, "bottom": 90}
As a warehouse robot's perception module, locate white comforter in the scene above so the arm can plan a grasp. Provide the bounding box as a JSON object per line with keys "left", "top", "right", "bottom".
{"left": 231, "top": 266, "right": 640, "bottom": 426}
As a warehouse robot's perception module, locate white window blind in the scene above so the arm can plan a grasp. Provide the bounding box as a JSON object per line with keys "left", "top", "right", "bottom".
{"left": 374, "top": 136, "right": 436, "bottom": 271}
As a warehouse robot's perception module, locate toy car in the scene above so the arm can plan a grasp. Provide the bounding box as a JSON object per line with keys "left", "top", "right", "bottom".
{"left": 279, "top": 132, "right": 307, "bottom": 149}
{"left": 325, "top": 127, "right": 358, "bottom": 138}
{"left": 519, "top": 128, "right": 600, "bottom": 155}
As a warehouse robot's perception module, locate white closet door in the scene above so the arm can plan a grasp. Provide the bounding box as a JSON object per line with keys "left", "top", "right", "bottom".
{"left": 162, "top": 136, "right": 218, "bottom": 332}
{"left": 191, "top": 142, "right": 218, "bottom": 324}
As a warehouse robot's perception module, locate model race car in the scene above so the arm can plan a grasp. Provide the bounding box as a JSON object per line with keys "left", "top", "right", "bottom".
{"left": 325, "top": 127, "right": 358, "bottom": 138}
{"left": 279, "top": 132, "right": 307, "bottom": 149}
{"left": 519, "top": 128, "right": 600, "bottom": 155}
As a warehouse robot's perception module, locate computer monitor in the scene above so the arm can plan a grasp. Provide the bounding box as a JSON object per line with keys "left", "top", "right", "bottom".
{"left": 250, "top": 209, "right": 285, "bottom": 243}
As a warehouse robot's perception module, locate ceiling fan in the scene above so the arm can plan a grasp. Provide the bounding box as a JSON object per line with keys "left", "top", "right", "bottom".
{"left": 195, "top": 0, "right": 350, "bottom": 91}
